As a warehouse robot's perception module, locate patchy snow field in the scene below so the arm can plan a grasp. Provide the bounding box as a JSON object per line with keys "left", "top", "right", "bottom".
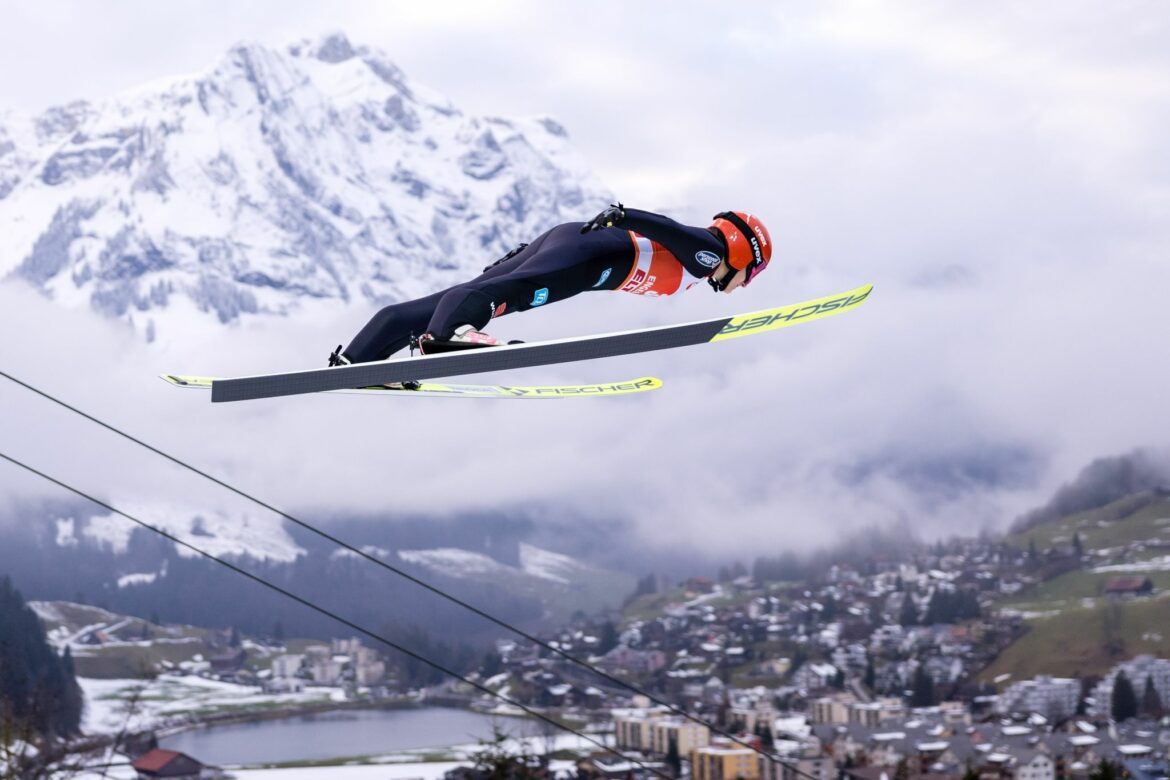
{"left": 80, "top": 675, "right": 346, "bottom": 734}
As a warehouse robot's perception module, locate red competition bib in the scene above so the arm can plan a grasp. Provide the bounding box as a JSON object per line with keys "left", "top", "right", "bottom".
{"left": 615, "top": 233, "right": 704, "bottom": 297}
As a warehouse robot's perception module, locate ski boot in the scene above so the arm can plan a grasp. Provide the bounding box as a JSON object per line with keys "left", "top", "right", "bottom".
{"left": 417, "top": 325, "right": 506, "bottom": 355}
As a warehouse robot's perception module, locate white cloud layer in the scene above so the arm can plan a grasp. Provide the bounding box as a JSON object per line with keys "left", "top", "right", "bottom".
{"left": 2, "top": 2, "right": 1169, "bottom": 558}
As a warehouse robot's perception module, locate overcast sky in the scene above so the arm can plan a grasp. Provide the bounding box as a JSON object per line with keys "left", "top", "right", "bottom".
{"left": 1, "top": 1, "right": 1168, "bottom": 560}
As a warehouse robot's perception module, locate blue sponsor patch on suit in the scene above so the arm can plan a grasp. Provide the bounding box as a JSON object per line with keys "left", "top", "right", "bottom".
{"left": 530, "top": 287, "right": 550, "bottom": 306}
{"left": 695, "top": 250, "right": 721, "bottom": 268}
{"left": 592, "top": 268, "right": 612, "bottom": 288}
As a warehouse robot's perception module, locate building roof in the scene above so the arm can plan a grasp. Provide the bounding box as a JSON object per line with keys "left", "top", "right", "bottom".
{"left": 132, "top": 750, "right": 181, "bottom": 772}
{"left": 131, "top": 749, "right": 199, "bottom": 772}
{"left": 1118, "top": 744, "right": 1155, "bottom": 756}
{"left": 844, "top": 767, "right": 891, "bottom": 780}
{"left": 1068, "top": 735, "right": 1101, "bottom": 747}
{"left": 1105, "top": 576, "right": 1153, "bottom": 593}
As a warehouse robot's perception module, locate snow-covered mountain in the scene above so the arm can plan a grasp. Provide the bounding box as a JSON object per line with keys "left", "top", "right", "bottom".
{"left": 0, "top": 33, "right": 611, "bottom": 340}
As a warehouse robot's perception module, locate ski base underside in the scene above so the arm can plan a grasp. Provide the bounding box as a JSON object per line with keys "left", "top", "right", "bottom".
{"left": 161, "top": 374, "right": 662, "bottom": 399}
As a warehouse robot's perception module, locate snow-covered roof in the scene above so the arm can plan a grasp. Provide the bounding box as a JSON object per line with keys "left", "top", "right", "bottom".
{"left": 1117, "top": 744, "right": 1153, "bottom": 756}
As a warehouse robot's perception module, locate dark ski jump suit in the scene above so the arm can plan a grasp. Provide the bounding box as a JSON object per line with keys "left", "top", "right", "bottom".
{"left": 342, "top": 208, "right": 728, "bottom": 363}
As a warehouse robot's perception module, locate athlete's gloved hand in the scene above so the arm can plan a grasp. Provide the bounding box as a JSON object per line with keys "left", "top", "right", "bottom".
{"left": 580, "top": 202, "right": 625, "bottom": 233}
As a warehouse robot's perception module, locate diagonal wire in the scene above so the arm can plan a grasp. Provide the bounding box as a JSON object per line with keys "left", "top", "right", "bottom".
{"left": 0, "top": 369, "right": 807, "bottom": 774}
{"left": 0, "top": 450, "right": 674, "bottom": 780}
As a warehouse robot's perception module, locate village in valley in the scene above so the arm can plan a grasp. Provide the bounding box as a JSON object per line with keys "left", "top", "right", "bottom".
{"left": 465, "top": 522, "right": 1170, "bottom": 780}
{"left": 41, "top": 490, "right": 1170, "bottom": 780}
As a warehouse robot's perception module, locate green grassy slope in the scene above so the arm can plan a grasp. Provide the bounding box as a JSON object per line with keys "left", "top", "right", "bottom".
{"left": 984, "top": 491, "right": 1170, "bottom": 680}
{"left": 1005, "top": 493, "right": 1170, "bottom": 552}
{"left": 981, "top": 594, "right": 1170, "bottom": 681}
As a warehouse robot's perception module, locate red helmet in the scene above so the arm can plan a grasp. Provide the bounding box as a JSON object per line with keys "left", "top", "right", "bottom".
{"left": 711, "top": 211, "right": 773, "bottom": 286}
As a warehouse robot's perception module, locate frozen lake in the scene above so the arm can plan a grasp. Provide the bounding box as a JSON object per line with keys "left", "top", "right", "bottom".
{"left": 161, "top": 706, "right": 542, "bottom": 766}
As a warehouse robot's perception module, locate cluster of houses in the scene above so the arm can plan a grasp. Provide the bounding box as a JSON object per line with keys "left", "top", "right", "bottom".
{"left": 589, "top": 667, "right": 1170, "bottom": 780}
{"left": 457, "top": 533, "right": 1170, "bottom": 780}
{"left": 484, "top": 559, "right": 1020, "bottom": 720}
{"left": 263, "top": 637, "right": 387, "bottom": 692}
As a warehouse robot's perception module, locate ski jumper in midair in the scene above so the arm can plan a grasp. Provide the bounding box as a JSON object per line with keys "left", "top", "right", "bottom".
{"left": 334, "top": 206, "right": 773, "bottom": 365}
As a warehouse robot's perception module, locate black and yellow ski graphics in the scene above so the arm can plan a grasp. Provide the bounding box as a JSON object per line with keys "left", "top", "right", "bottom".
{"left": 161, "top": 374, "right": 662, "bottom": 399}
{"left": 202, "top": 284, "right": 872, "bottom": 403}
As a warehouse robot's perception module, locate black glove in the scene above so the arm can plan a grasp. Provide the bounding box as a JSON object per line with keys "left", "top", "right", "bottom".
{"left": 580, "top": 202, "right": 626, "bottom": 233}
{"left": 483, "top": 243, "right": 528, "bottom": 272}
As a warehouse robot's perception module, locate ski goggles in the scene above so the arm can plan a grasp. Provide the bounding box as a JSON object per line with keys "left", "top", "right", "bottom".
{"left": 713, "top": 211, "right": 768, "bottom": 286}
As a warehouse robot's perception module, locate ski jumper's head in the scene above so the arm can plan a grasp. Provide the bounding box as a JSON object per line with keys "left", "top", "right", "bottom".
{"left": 708, "top": 212, "right": 772, "bottom": 293}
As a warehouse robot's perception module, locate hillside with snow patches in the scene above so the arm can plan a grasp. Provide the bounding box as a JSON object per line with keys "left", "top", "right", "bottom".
{"left": 398, "top": 543, "right": 594, "bottom": 585}
{"left": 0, "top": 32, "right": 612, "bottom": 341}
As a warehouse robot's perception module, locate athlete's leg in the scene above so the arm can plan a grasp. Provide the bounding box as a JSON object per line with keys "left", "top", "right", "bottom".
{"left": 341, "top": 229, "right": 565, "bottom": 358}
{"left": 425, "top": 224, "right": 630, "bottom": 338}
{"left": 342, "top": 290, "right": 446, "bottom": 363}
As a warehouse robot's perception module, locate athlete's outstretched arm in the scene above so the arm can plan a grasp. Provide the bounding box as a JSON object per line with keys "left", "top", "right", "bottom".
{"left": 610, "top": 208, "right": 726, "bottom": 278}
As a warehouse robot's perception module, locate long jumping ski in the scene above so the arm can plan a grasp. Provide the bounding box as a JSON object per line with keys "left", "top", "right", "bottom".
{"left": 161, "top": 374, "right": 662, "bottom": 399}
{"left": 204, "top": 283, "right": 872, "bottom": 403}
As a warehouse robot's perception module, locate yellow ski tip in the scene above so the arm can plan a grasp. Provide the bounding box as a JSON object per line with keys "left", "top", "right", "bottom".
{"left": 160, "top": 374, "right": 214, "bottom": 388}
{"left": 712, "top": 283, "right": 873, "bottom": 342}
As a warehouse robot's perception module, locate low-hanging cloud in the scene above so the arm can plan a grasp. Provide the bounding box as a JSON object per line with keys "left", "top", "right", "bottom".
{"left": 2, "top": 3, "right": 1169, "bottom": 561}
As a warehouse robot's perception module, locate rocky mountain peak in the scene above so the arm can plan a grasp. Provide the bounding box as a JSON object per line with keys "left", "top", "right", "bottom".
{"left": 0, "top": 34, "right": 611, "bottom": 340}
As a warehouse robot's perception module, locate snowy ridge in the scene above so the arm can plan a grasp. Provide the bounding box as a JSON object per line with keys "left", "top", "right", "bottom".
{"left": 518, "top": 542, "right": 584, "bottom": 584}
{"left": 66, "top": 502, "right": 303, "bottom": 563}
{"left": 398, "top": 544, "right": 594, "bottom": 585}
{"left": 116, "top": 571, "right": 159, "bottom": 589}
{"left": 396, "top": 547, "right": 515, "bottom": 579}
{"left": 80, "top": 675, "right": 346, "bottom": 735}
{"left": 0, "top": 32, "right": 611, "bottom": 340}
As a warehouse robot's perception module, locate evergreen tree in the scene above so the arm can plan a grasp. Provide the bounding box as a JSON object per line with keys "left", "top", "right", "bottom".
{"left": 598, "top": 621, "right": 620, "bottom": 654}
{"left": 910, "top": 665, "right": 935, "bottom": 707}
{"left": 758, "top": 723, "right": 774, "bottom": 750}
{"left": 0, "top": 576, "right": 83, "bottom": 738}
{"left": 894, "top": 574, "right": 904, "bottom": 592}
{"left": 624, "top": 573, "right": 659, "bottom": 606}
{"left": 899, "top": 593, "right": 918, "bottom": 626}
{"left": 1140, "top": 674, "right": 1164, "bottom": 719}
{"left": 832, "top": 668, "right": 846, "bottom": 690}
{"left": 471, "top": 724, "right": 540, "bottom": 780}
{"left": 1072, "top": 532, "right": 1084, "bottom": 557}
{"left": 864, "top": 659, "right": 876, "bottom": 692}
{"left": 666, "top": 734, "right": 681, "bottom": 776}
{"left": 1089, "top": 759, "right": 1120, "bottom": 780}
{"left": 481, "top": 651, "right": 504, "bottom": 678}
{"left": 924, "top": 590, "right": 947, "bottom": 624}
{"left": 1111, "top": 670, "right": 1138, "bottom": 722}
{"left": 229, "top": 626, "right": 241, "bottom": 648}
{"left": 52, "top": 646, "right": 84, "bottom": 736}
